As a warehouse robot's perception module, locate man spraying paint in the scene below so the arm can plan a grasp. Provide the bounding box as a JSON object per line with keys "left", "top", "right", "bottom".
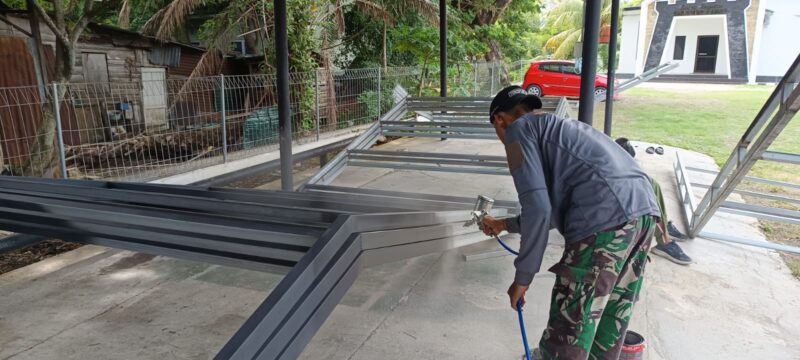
{"left": 481, "top": 86, "right": 661, "bottom": 359}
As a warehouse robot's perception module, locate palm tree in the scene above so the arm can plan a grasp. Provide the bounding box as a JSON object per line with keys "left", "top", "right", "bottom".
{"left": 543, "top": 0, "right": 613, "bottom": 61}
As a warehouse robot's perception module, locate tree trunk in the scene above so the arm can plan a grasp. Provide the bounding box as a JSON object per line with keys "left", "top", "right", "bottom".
{"left": 22, "top": 84, "right": 66, "bottom": 178}
{"left": 382, "top": 21, "right": 387, "bottom": 70}
{"left": 485, "top": 40, "right": 511, "bottom": 87}
{"left": 320, "top": 35, "right": 338, "bottom": 128}
{"left": 21, "top": 3, "right": 74, "bottom": 178}
{"left": 469, "top": 1, "right": 513, "bottom": 88}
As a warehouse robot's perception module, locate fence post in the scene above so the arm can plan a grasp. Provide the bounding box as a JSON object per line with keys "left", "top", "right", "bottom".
{"left": 220, "top": 74, "right": 228, "bottom": 163}
{"left": 376, "top": 68, "right": 382, "bottom": 122}
{"left": 52, "top": 83, "right": 68, "bottom": 179}
{"left": 314, "top": 69, "right": 321, "bottom": 142}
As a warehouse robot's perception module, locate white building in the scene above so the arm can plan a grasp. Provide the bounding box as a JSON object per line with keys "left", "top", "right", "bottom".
{"left": 617, "top": 0, "right": 800, "bottom": 83}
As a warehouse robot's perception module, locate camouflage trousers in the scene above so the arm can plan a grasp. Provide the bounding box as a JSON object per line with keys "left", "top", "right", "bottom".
{"left": 538, "top": 215, "right": 656, "bottom": 360}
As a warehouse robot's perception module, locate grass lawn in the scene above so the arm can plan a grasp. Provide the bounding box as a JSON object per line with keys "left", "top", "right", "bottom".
{"left": 594, "top": 83, "right": 800, "bottom": 278}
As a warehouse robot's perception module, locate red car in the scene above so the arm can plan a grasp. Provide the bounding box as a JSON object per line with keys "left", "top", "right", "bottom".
{"left": 522, "top": 60, "right": 614, "bottom": 99}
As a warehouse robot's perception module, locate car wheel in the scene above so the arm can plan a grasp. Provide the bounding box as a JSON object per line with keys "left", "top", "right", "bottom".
{"left": 526, "top": 84, "right": 542, "bottom": 96}
{"left": 594, "top": 87, "right": 607, "bottom": 100}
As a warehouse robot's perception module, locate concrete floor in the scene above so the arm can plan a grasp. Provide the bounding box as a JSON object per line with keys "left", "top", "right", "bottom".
{"left": 1, "top": 138, "right": 799, "bottom": 359}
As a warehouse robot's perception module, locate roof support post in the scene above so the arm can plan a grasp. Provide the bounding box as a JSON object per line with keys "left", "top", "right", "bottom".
{"left": 439, "top": 0, "right": 448, "bottom": 141}
{"left": 604, "top": 0, "right": 620, "bottom": 135}
{"left": 578, "top": 0, "right": 602, "bottom": 126}
{"left": 275, "top": 0, "right": 293, "bottom": 191}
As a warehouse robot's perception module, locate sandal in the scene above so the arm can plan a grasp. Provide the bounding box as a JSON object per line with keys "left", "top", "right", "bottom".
{"left": 646, "top": 146, "right": 655, "bottom": 154}
{"left": 655, "top": 146, "right": 664, "bottom": 155}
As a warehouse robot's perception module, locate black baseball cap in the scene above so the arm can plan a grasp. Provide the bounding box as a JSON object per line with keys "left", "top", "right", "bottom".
{"left": 489, "top": 85, "right": 543, "bottom": 123}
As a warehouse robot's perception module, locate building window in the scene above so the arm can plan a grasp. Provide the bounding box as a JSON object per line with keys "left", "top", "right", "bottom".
{"left": 673, "top": 36, "right": 686, "bottom": 60}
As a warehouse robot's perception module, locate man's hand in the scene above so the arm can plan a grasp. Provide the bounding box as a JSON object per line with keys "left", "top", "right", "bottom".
{"left": 481, "top": 215, "right": 507, "bottom": 236}
{"left": 507, "top": 282, "right": 529, "bottom": 310}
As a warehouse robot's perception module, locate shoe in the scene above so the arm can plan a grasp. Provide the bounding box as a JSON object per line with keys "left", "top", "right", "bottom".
{"left": 652, "top": 242, "right": 692, "bottom": 265}
{"left": 667, "top": 221, "right": 690, "bottom": 242}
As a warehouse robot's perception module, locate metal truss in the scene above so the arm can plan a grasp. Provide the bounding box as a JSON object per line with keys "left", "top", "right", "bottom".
{"left": 0, "top": 176, "right": 506, "bottom": 359}
{"left": 616, "top": 62, "right": 679, "bottom": 93}
{"left": 302, "top": 95, "right": 574, "bottom": 189}
{"left": 674, "top": 54, "right": 800, "bottom": 254}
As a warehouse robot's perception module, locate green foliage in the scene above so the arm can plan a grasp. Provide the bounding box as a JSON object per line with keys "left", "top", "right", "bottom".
{"left": 357, "top": 87, "right": 393, "bottom": 119}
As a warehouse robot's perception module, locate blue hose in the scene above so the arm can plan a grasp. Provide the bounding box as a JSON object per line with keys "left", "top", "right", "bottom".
{"left": 518, "top": 299, "right": 532, "bottom": 360}
{"left": 495, "top": 235, "right": 519, "bottom": 256}
{"left": 494, "top": 234, "right": 531, "bottom": 360}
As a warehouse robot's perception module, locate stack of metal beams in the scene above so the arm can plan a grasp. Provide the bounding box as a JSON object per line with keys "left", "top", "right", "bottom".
{"left": 0, "top": 176, "right": 514, "bottom": 359}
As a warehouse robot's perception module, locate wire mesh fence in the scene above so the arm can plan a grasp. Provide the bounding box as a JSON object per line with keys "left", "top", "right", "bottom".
{"left": 0, "top": 62, "right": 517, "bottom": 182}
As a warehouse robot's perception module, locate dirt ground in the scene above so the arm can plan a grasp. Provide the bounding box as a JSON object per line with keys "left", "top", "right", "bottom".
{"left": 0, "top": 235, "right": 82, "bottom": 275}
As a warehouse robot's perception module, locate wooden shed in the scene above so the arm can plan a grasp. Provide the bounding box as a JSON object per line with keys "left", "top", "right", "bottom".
{"left": 0, "top": 13, "right": 241, "bottom": 170}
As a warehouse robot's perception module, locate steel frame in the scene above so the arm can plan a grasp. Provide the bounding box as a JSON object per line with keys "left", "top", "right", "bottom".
{"left": 674, "top": 54, "right": 800, "bottom": 254}
{"left": 616, "top": 62, "right": 679, "bottom": 93}
{"left": 302, "top": 94, "right": 575, "bottom": 191}
{"left": 0, "top": 176, "right": 503, "bottom": 359}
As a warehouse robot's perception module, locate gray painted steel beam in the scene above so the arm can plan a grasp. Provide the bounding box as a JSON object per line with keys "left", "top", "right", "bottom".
{"left": 700, "top": 231, "right": 800, "bottom": 254}
{"left": 348, "top": 160, "right": 510, "bottom": 175}
{"left": 350, "top": 150, "right": 505, "bottom": 162}
{"left": 688, "top": 54, "right": 800, "bottom": 236}
{"left": 686, "top": 166, "right": 800, "bottom": 190}
{"left": 304, "top": 184, "right": 519, "bottom": 212}
{"left": 349, "top": 154, "right": 507, "bottom": 168}
{"left": 382, "top": 132, "right": 496, "bottom": 140}
{"left": 760, "top": 151, "right": 800, "bottom": 165}
{"left": 691, "top": 182, "right": 800, "bottom": 205}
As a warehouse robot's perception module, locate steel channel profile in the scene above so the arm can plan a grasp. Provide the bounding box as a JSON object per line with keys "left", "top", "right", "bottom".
{"left": 690, "top": 183, "right": 800, "bottom": 205}
{"left": 0, "top": 176, "right": 503, "bottom": 359}
{"left": 348, "top": 154, "right": 507, "bottom": 168}
{"left": 699, "top": 231, "right": 800, "bottom": 255}
{"left": 674, "top": 153, "right": 699, "bottom": 230}
{"left": 686, "top": 166, "right": 800, "bottom": 191}
{"left": 301, "top": 117, "right": 387, "bottom": 190}
{"left": 616, "top": 62, "right": 679, "bottom": 93}
{"left": 348, "top": 160, "right": 510, "bottom": 176}
{"left": 688, "top": 54, "right": 800, "bottom": 237}
{"left": 381, "top": 132, "right": 496, "bottom": 140}
{"left": 0, "top": 177, "right": 344, "bottom": 224}
{"left": 674, "top": 155, "right": 800, "bottom": 253}
{"left": 304, "top": 184, "right": 520, "bottom": 213}
{"left": 216, "top": 210, "right": 489, "bottom": 359}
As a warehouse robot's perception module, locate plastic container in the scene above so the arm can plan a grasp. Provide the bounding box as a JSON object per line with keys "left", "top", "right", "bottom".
{"left": 620, "top": 330, "right": 645, "bottom": 360}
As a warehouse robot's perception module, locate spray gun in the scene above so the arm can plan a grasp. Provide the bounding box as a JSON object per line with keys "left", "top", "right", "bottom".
{"left": 467, "top": 195, "right": 531, "bottom": 360}
{"left": 466, "top": 195, "right": 520, "bottom": 256}
{"left": 465, "top": 195, "right": 495, "bottom": 231}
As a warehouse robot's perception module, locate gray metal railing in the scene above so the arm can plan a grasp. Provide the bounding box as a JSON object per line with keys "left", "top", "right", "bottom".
{"left": 674, "top": 53, "right": 800, "bottom": 253}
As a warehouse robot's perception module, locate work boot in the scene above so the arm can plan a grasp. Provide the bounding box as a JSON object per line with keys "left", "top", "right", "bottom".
{"left": 652, "top": 242, "right": 692, "bottom": 265}
{"left": 667, "top": 221, "right": 690, "bottom": 242}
